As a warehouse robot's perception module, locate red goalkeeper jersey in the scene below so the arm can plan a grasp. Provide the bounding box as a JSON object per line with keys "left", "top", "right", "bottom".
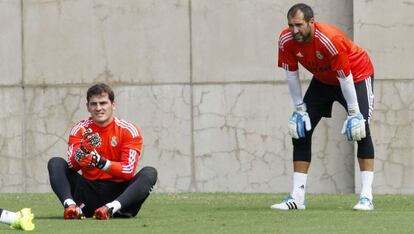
{"left": 67, "top": 117, "right": 143, "bottom": 182}
{"left": 278, "top": 22, "right": 374, "bottom": 85}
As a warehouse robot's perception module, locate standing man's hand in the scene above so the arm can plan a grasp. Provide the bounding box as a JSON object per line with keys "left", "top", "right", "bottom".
{"left": 341, "top": 107, "right": 366, "bottom": 141}
{"left": 289, "top": 103, "right": 312, "bottom": 139}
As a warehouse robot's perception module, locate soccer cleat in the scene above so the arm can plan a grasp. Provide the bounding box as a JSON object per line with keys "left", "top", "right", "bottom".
{"left": 270, "top": 195, "right": 306, "bottom": 210}
{"left": 10, "top": 208, "right": 35, "bottom": 231}
{"left": 64, "top": 204, "right": 85, "bottom": 219}
{"left": 353, "top": 197, "right": 374, "bottom": 211}
{"left": 93, "top": 206, "right": 113, "bottom": 220}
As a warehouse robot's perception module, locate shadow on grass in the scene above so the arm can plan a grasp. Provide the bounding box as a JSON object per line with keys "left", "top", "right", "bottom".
{"left": 34, "top": 216, "right": 64, "bottom": 220}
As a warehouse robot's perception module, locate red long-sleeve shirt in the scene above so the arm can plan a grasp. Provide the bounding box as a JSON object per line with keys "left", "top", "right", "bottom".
{"left": 278, "top": 22, "right": 374, "bottom": 85}
{"left": 67, "top": 117, "right": 143, "bottom": 182}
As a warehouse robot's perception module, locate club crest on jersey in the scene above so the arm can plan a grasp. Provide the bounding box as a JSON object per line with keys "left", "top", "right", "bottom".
{"left": 111, "top": 136, "right": 117, "bottom": 147}
{"left": 316, "top": 51, "right": 324, "bottom": 60}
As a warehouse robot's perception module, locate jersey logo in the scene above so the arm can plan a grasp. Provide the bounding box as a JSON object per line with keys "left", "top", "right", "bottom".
{"left": 296, "top": 52, "right": 304, "bottom": 58}
{"left": 111, "top": 136, "right": 118, "bottom": 147}
{"left": 316, "top": 51, "right": 324, "bottom": 60}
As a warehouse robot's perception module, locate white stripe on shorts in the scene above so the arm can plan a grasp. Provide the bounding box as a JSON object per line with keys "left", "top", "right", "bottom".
{"left": 365, "top": 76, "right": 374, "bottom": 122}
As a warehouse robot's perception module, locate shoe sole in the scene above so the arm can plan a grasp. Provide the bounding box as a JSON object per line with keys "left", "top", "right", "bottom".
{"left": 353, "top": 208, "right": 374, "bottom": 211}
{"left": 270, "top": 205, "right": 306, "bottom": 210}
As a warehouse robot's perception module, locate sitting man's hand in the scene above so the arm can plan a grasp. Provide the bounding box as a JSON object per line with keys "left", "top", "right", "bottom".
{"left": 74, "top": 148, "right": 90, "bottom": 167}
{"left": 88, "top": 151, "right": 108, "bottom": 169}
{"left": 288, "top": 103, "right": 312, "bottom": 139}
{"left": 341, "top": 107, "right": 366, "bottom": 141}
{"left": 80, "top": 128, "right": 102, "bottom": 153}
{"left": 75, "top": 149, "right": 108, "bottom": 169}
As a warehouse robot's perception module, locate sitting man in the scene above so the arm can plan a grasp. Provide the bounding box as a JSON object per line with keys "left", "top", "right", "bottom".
{"left": 48, "top": 83, "right": 157, "bottom": 219}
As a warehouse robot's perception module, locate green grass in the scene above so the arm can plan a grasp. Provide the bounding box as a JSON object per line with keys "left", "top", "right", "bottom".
{"left": 1, "top": 193, "right": 414, "bottom": 233}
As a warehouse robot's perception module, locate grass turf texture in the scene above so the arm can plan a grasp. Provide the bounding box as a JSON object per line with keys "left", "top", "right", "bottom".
{"left": 0, "top": 193, "right": 414, "bottom": 233}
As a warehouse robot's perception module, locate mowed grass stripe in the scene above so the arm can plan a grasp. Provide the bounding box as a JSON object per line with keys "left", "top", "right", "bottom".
{"left": 0, "top": 193, "right": 413, "bottom": 234}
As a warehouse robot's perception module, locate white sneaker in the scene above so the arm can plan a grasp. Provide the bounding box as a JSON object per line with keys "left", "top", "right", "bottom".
{"left": 353, "top": 197, "right": 374, "bottom": 211}
{"left": 270, "top": 195, "right": 306, "bottom": 210}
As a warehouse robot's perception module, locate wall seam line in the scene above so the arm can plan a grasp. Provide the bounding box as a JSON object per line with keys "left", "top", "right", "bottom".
{"left": 20, "top": 0, "right": 27, "bottom": 192}
{"left": 188, "top": 0, "right": 197, "bottom": 192}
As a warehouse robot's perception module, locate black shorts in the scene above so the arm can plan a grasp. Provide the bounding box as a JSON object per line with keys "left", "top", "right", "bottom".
{"left": 305, "top": 76, "right": 374, "bottom": 121}
{"left": 73, "top": 177, "right": 136, "bottom": 217}
{"left": 292, "top": 76, "right": 375, "bottom": 161}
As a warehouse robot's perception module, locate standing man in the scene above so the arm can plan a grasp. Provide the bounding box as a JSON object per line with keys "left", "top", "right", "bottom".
{"left": 271, "top": 3, "right": 375, "bottom": 211}
{"left": 48, "top": 83, "right": 157, "bottom": 219}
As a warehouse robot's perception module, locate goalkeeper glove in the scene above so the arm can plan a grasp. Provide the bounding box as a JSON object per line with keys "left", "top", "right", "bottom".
{"left": 341, "top": 107, "right": 366, "bottom": 141}
{"left": 288, "top": 103, "right": 312, "bottom": 139}
{"left": 89, "top": 151, "right": 109, "bottom": 169}
{"left": 75, "top": 149, "right": 110, "bottom": 170}
{"left": 80, "top": 128, "right": 102, "bottom": 153}
{"left": 75, "top": 148, "right": 89, "bottom": 167}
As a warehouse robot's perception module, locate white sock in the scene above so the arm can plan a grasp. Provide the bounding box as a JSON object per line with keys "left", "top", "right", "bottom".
{"left": 291, "top": 172, "right": 307, "bottom": 204}
{"left": 360, "top": 171, "right": 374, "bottom": 200}
{"left": 0, "top": 209, "right": 18, "bottom": 225}
{"left": 105, "top": 200, "right": 122, "bottom": 214}
{"left": 63, "top": 198, "right": 76, "bottom": 207}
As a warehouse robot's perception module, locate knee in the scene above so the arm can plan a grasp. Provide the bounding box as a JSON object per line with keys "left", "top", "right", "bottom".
{"left": 357, "top": 138, "right": 374, "bottom": 159}
{"left": 292, "top": 137, "right": 312, "bottom": 162}
{"left": 140, "top": 166, "right": 158, "bottom": 184}
{"left": 357, "top": 125, "right": 374, "bottom": 159}
{"left": 292, "top": 136, "right": 311, "bottom": 148}
{"left": 47, "top": 157, "right": 68, "bottom": 173}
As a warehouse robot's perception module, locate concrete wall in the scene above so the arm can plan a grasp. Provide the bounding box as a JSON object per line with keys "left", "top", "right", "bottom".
{"left": 354, "top": 0, "right": 414, "bottom": 193}
{"left": 0, "top": 0, "right": 412, "bottom": 194}
{"left": 0, "top": 0, "right": 23, "bottom": 192}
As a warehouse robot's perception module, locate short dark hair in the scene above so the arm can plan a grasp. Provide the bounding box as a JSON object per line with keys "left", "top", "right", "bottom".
{"left": 287, "top": 3, "right": 314, "bottom": 22}
{"left": 86, "top": 83, "right": 115, "bottom": 103}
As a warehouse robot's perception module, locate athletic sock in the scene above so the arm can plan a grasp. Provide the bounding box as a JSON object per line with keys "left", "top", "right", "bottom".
{"left": 291, "top": 172, "right": 307, "bottom": 204}
{"left": 360, "top": 171, "right": 374, "bottom": 201}
{"left": 0, "top": 209, "right": 18, "bottom": 225}
{"left": 63, "top": 198, "right": 76, "bottom": 207}
{"left": 105, "top": 200, "right": 122, "bottom": 214}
